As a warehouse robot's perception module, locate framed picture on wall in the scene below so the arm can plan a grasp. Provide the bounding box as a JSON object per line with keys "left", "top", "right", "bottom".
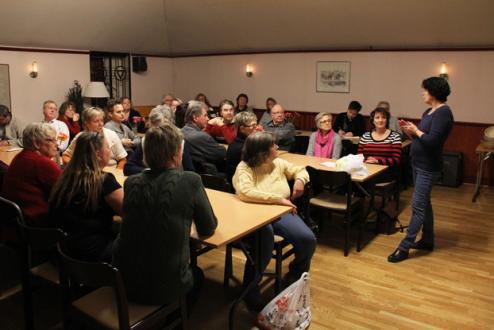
{"left": 316, "top": 61, "right": 351, "bottom": 93}
{"left": 0, "top": 64, "right": 11, "bottom": 109}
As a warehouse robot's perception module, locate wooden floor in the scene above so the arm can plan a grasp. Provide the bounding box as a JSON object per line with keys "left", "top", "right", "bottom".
{"left": 1, "top": 184, "right": 493, "bottom": 329}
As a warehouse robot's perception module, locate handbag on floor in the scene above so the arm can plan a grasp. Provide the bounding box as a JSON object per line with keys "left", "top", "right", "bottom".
{"left": 257, "top": 272, "right": 311, "bottom": 330}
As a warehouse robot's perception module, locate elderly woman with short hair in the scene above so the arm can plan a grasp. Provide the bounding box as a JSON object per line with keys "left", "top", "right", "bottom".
{"left": 62, "top": 107, "right": 127, "bottom": 168}
{"left": 2, "top": 123, "right": 61, "bottom": 226}
{"left": 233, "top": 132, "right": 316, "bottom": 297}
{"left": 306, "top": 112, "right": 342, "bottom": 159}
{"left": 50, "top": 131, "right": 123, "bottom": 262}
{"left": 113, "top": 124, "right": 217, "bottom": 306}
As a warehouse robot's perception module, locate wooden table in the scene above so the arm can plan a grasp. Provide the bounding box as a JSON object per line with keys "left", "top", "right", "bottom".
{"left": 472, "top": 142, "right": 494, "bottom": 202}
{"left": 0, "top": 146, "right": 22, "bottom": 165}
{"left": 278, "top": 152, "right": 388, "bottom": 182}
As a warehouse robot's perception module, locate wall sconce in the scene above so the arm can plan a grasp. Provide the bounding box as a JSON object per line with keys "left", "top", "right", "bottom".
{"left": 29, "top": 61, "right": 38, "bottom": 78}
{"left": 439, "top": 62, "right": 448, "bottom": 80}
{"left": 246, "top": 64, "right": 253, "bottom": 77}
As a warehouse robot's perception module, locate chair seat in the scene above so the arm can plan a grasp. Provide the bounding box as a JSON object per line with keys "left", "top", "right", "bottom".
{"left": 375, "top": 180, "right": 396, "bottom": 191}
{"left": 309, "top": 191, "right": 360, "bottom": 210}
{"left": 31, "top": 262, "right": 59, "bottom": 284}
{"left": 274, "top": 235, "right": 285, "bottom": 244}
{"left": 72, "top": 286, "right": 161, "bottom": 330}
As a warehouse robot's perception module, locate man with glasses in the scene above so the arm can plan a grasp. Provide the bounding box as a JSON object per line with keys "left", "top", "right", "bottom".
{"left": 42, "top": 100, "right": 70, "bottom": 152}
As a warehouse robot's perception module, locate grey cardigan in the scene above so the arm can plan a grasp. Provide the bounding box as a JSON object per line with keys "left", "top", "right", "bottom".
{"left": 306, "top": 131, "right": 342, "bottom": 159}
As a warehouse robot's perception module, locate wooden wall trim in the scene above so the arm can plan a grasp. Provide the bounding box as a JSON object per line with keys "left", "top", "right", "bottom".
{"left": 0, "top": 46, "right": 90, "bottom": 55}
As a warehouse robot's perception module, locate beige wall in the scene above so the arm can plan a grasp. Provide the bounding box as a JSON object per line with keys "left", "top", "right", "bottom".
{"left": 131, "top": 57, "right": 173, "bottom": 106}
{"left": 172, "top": 51, "right": 494, "bottom": 123}
{"left": 0, "top": 50, "right": 90, "bottom": 126}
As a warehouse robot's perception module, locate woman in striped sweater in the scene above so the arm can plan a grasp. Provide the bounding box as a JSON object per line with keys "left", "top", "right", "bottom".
{"left": 358, "top": 107, "right": 402, "bottom": 169}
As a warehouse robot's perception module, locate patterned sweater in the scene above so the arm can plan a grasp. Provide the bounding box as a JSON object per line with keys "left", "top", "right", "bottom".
{"left": 357, "top": 130, "right": 402, "bottom": 167}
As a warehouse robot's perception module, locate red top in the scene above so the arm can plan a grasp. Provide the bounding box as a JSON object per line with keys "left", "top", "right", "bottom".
{"left": 204, "top": 123, "right": 237, "bottom": 144}
{"left": 58, "top": 115, "right": 81, "bottom": 139}
{"left": 2, "top": 150, "right": 61, "bottom": 226}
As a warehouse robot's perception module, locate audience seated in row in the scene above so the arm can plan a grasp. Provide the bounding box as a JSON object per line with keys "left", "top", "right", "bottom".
{"left": 124, "top": 105, "right": 195, "bottom": 175}
{"left": 57, "top": 101, "right": 81, "bottom": 140}
{"left": 204, "top": 99, "right": 237, "bottom": 144}
{"left": 259, "top": 97, "right": 277, "bottom": 127}
{"left": 50, "top": 131, "right": 123, "bottom": 262}
{"left": 263, "top": 104, "right": 296, "bottom": 151}
{"left": 63, "top": 107, "right": 127, "bottom": 168}
{"left": 306, "top": 112, "right": 342, "bottom": 159}
{"left": 2, "top": 123, "right": 61, "bottom": 225}
{"left": 0, "top": 104, "right": 23, "bottom": 147}
{"left": 104, "top": 100, "right": 141, "bottom": 153}
{"left": 182, "top": 101, "right": 226, "bottom": 175}
{"left": 42, "top": 100, "right": 70, "bottom": 152}
{"left": 113, "top": 124, "right": 217, "bottom": 305}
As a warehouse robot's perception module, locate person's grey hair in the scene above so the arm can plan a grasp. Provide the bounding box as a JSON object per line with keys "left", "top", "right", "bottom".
{"left": 149, "top": 105, "right": 174, "bottom": 127}
{"left": 0, "top": 104, "right": 11, "bottom": 117}
{"left": 144, "top": 124, "right": 183, "bottom": 169}
{"left": 315, "top": 112, "right": 332, "bottom": 129}
{"left": 185, "top": 100, "right": 206, "bottom": 123}
{"left": 81, "top": 107, "right": 105, "bottom": 127}
{"left": 43, "top": 100, "right": 57, "bottom": 109}
{"left": 234, "top": 111, "right": 257, "bottom": 128}
{"left": 22, "top": 122, "right": 56, "bottom": 150}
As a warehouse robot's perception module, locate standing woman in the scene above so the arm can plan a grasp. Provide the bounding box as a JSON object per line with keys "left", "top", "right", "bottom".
{"left": 50, "top": 132, "right": 123, "bottom": 262}
{"left": 388, "top": 77, "right": 453, "bottom": 263}
{"left": 306, "top": 112, "right": 342, "bottom": 159}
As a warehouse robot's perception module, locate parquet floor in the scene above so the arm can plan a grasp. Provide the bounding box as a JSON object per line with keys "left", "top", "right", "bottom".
{"left": 1, "top": 184, "right": 493, "bottom": 329}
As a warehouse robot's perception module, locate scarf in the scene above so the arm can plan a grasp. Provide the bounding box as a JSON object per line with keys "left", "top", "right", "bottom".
{"left": 314, "top": 129, "right": 335, "bottom": 158}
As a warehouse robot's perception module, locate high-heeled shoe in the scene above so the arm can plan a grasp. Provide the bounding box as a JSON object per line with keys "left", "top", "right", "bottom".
{"left": 387, "top": 248, "right": 409, "bottom": 263}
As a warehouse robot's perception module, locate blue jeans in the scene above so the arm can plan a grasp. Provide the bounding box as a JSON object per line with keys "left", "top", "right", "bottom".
{"left": 272, "top": 213, "right": 317, "bottom": 278}
{"left": 399, "top": 166, "right": 440, "bottom": 251}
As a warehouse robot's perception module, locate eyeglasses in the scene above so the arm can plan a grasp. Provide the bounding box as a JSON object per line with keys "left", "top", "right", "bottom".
{"left": 319, "top": 119, "right": 331, "bottom": 124}
{"left": 243, "top": 123, "right": 258, "bottom": 128}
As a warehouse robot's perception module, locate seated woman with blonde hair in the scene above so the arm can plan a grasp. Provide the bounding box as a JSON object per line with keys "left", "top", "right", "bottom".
{"left": 62, "top": 107, "right": 127, "bottom": 168}
{"left": 50, "top": 131, "right": 123, "bottom": 262}
{"left": 306, "top": 112, "right": 342, "bottom": 159}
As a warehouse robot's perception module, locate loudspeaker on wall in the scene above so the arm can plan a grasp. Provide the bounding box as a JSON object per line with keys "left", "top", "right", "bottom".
{"left": 132, "top": 56, "right": 147, "bottom": 73}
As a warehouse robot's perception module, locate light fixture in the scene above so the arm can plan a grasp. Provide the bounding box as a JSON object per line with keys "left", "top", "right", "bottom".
{"left": 29, "top": 61, "right": 38, "bottom": 78}
{"left": 246, "top": 64, "right": 253, "bottom": 77}
{"left": 82, "top": 82, "right": 110, "bottom": 98}
{"left": 439, "top": 62, "right": 449, "bottom": 80}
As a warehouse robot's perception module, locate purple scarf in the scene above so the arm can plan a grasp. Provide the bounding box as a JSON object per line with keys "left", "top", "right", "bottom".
{"left": 314, "top": 129, "right": 335, "bottom": 158}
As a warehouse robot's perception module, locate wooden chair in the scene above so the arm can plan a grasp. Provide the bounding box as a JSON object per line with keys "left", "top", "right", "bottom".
{"left": 0, "top": 196, "right": 66, "bottom": 330}
{"left": 57, "top": 241, "right": 187, "bottom": 330}
{"left": 305, "top": 167, "right": 365, "bottom": 256}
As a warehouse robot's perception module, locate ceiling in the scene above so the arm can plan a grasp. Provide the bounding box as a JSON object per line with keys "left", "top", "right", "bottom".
{"left": 1, "top": 0, "right": 494, "bottom": 56}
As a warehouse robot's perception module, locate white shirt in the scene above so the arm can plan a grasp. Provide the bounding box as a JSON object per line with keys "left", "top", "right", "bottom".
{"left": 63, "top": 127, "right": 128, "bottom": 166}
{"left": 44, "top": 119, "right": 70, "bottom": 152}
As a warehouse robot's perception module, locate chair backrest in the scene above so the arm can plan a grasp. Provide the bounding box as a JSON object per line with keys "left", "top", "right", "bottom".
{"left": 201, "top": 174, "right": 233, "bottom": 193}
{"left": 57, "top": 240, "right": 131, "bottom": 329}
{"left": 306, "top": 166, "right": 353, "bottom": 205}
{"left": 0, "top": 195, "right": 25, "bottom": 228}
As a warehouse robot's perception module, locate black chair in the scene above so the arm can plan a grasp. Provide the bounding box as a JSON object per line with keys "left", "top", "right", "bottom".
{"left": 305, "top": 167, "right": 365, "bottom": 256}
{"left": 373, "top": 165, "right": 405, "bottom": 235}
{"left": 57, "top": 241, "right": 187, "bottom": 330}
{"left": 0, "top": 196, "right": 66, "bottom": 330}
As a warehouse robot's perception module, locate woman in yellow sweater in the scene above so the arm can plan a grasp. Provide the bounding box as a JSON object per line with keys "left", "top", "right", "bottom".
{"left": 233, "top": 132, "right": 316, "bottom": 288}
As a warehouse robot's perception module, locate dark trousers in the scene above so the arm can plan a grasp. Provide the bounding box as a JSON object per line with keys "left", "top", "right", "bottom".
{"left": 399, "top": 166, "right": 440, "bottom": 251}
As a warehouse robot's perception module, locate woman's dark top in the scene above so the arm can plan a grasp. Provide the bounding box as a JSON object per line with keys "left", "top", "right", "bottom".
{"left": 51, "top": 173, "right": 121, "bottom": 262}
{"left": 123, "top": 108, "right": 145, "bottom": 133}
{"left": 113, "top": 168, "right": 217, "bottom": 305}
{"left": 411, "top": 105, "right": 454, "bottom": 172}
